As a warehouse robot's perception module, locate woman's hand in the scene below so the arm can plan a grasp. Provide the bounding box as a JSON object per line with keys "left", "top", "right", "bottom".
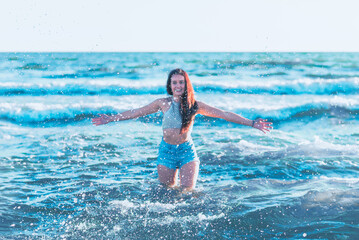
{"left": 252, "top": 118, "right": 273, "bottom": 134}
{"left": 92, "top": 114, "right": 113, "bottom": 126}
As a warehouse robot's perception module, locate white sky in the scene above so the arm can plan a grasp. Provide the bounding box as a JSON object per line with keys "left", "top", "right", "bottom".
{"left": 1, "top": 0, "right": 359, "bottom": 52}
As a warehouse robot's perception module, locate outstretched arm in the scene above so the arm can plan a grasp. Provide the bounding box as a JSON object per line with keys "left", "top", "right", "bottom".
{"left": 197, "top": 101, "right": 272, "bottom": 133}
{"left": 92, "top": 99, "right": 162, "bottom": 126}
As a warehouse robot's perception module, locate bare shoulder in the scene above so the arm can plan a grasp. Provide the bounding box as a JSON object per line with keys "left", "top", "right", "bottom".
{"left": 155, "top": 97, "right": 171, "bottom": 105}
{"left": 155, "top": 97, "right": 172, "bottom": 112}
{"left": 196, "top": 100, "right": 207, "bottom": 115}
{"left": 196, "top": 100, "right": 211, "bottom": 111}
{"left": 196, "top": 100, "right": 205, "bottom": 108}
{"left": 196, "top": 100, "right": 226, "bottom": 117}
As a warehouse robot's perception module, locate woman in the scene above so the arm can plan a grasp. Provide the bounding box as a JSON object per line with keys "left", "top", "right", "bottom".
{"left": 92, "top": 69, "right": 272, "bottom": 191}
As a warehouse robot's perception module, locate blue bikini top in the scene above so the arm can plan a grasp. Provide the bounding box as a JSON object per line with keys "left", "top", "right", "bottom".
{"left": 162, "top": 98, "right": 194, "bottom": 133}
{"left": 162, "top": 98, "right": 182, "bottom": 129}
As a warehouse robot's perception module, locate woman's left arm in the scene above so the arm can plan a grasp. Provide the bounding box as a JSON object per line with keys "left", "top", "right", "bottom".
{"left": 197, "top": 101, "right": 272, "bottom": 133}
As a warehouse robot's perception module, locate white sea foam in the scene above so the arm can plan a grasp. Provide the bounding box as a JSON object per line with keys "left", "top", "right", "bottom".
{"left": 154, "top": 212, "right": 225, "bottom": 226}
{"left": 290, "top": 136, "right": 359, "bottom": 156}
{"left": 193, "top": 77, "right": 359, "bottom": 88}
{"left": 109, "top": 199, "right": 135, "bottom": 214}
{"left": 109, "top": 199, "right": 188, "bottom": 215}
{"left": 302, "top": 189, "right": 359, "bottom": 208}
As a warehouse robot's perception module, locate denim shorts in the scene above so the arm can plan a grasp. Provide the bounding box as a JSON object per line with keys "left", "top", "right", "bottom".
{"left": 157, "top": 138, "right": 200, "bottom": 170}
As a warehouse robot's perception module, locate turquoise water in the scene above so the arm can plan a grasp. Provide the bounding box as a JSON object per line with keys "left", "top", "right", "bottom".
{"left": 0, "top": 52, "right": 358, "bottom": 239}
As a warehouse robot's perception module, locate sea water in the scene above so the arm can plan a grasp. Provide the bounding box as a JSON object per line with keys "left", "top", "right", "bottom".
{"left": 0, "top": 52, "right": 358, "bottom": 239}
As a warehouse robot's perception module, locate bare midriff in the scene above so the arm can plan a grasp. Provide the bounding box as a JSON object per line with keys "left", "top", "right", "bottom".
{"left": 163, "top": 129, "right": 191, "bottom": 145}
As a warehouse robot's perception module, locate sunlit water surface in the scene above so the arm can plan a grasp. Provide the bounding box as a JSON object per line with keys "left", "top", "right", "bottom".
{"left": 0, "top": 53, "right": 358, "bottom": 239}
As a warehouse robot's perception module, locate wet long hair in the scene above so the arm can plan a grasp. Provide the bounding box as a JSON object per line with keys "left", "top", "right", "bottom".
{"left": 166, "top": 69, "right": 198, "bottom": 134}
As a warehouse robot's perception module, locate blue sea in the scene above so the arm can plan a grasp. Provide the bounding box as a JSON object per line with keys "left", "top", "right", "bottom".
{"left": 0, "top": 52, "right": 358, "bottom": 239}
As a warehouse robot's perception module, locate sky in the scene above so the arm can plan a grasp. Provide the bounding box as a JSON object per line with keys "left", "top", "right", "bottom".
{"left": 1, "top": 0, "right": 359, "bottom": 52}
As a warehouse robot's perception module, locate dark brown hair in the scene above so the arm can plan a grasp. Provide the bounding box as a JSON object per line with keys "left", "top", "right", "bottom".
{"left": 166, "top": 69, "right": 198, "bottom": 133}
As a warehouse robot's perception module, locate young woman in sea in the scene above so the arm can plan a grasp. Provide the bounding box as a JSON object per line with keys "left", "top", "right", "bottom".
{"left": 92, "top": 68, "right": 272, "bottom": 191}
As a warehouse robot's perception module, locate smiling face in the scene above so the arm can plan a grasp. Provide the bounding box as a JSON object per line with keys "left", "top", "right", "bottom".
{"left": 170, "top": 74, "right": 186, "bottom": 98}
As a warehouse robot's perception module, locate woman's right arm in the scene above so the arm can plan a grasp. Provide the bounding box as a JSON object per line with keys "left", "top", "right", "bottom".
{"left": 92, "top": 98, "right": 163, "bottom": 126}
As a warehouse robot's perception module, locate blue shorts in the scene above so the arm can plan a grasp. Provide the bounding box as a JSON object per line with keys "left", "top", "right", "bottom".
{"left": 157, "top": 138, "right": 200, "bottom": 170}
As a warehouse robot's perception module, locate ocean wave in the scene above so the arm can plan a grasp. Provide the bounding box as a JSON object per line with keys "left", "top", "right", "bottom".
{"left": 1, "top": 101, "right": 358, "bottom": 126}
{"left": 44, "top": 70, "right": 142, "bottom": 80}
{"left": 207, "top": 59, "right": 326, "bottom": 69}
{"left": 17, "top": 63, "right": 48, "bottom": 70}
{"left": 305, "top": 73, "right": 359, "bottom": 79}
{"left": 1, "top": 77, "right": 358, "bottom": 96}
{"left": 195, "top": 77, "right": 359, "bottom": 95}
{"left": 31, "top": 179, "right": 359, "bottom": 239}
